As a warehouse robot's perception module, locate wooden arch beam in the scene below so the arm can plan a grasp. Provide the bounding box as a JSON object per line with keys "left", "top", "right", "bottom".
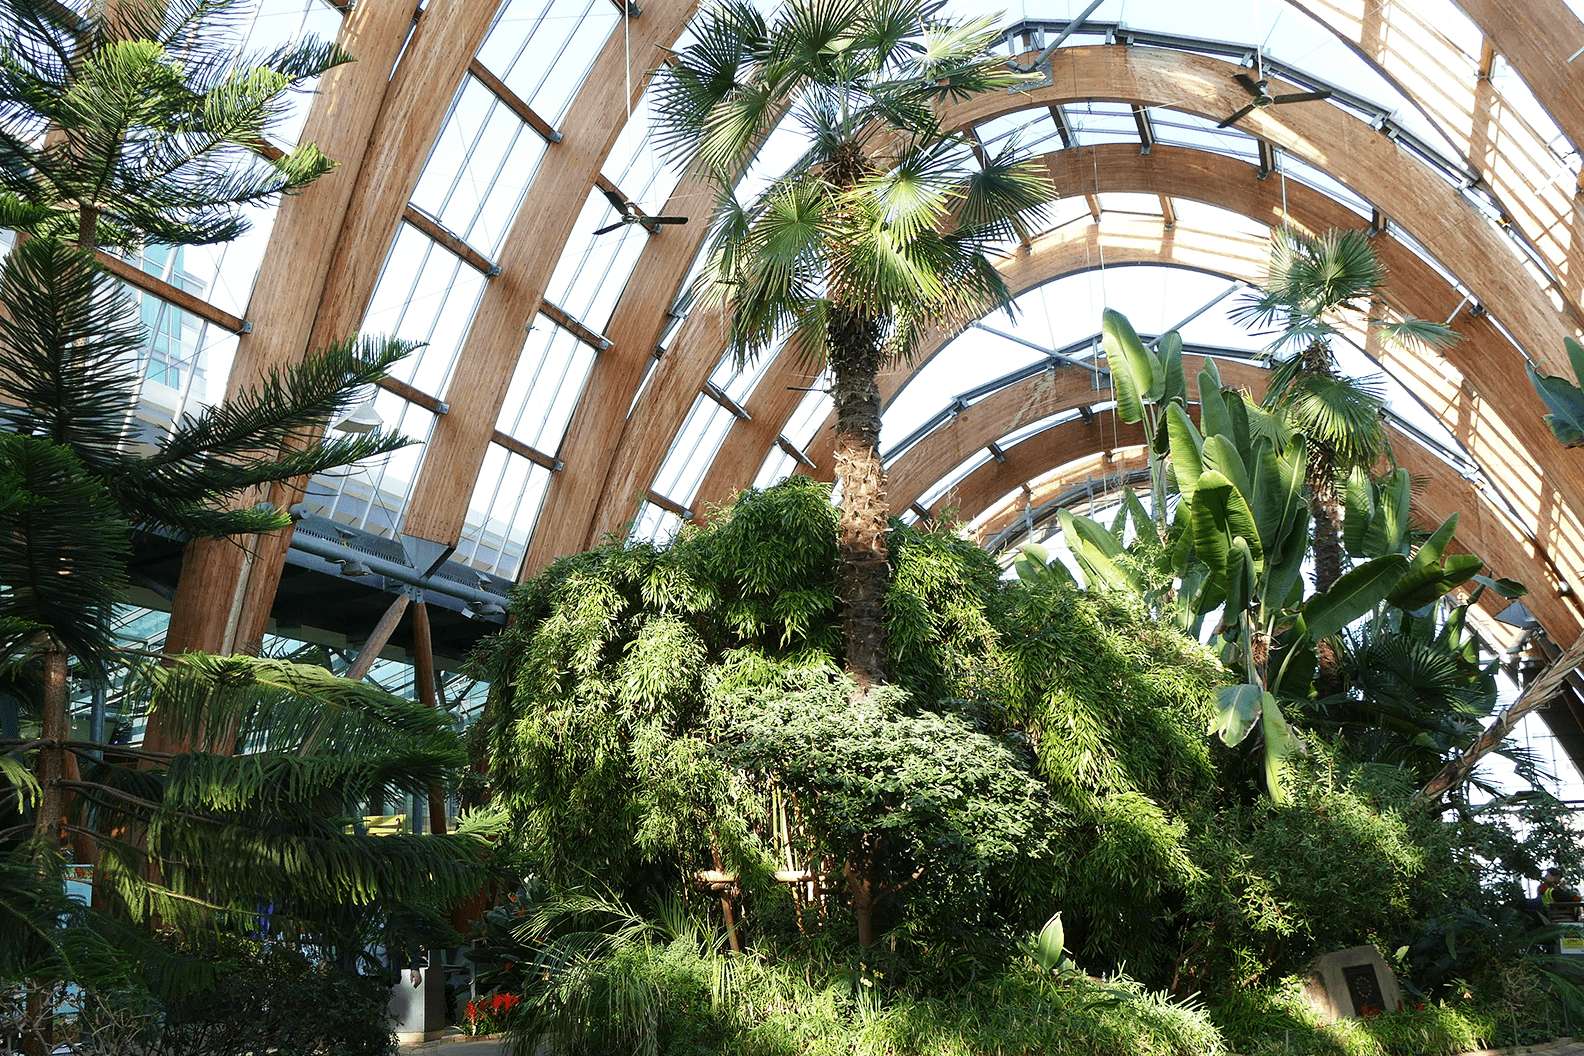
{"left": 884, "top": 353, "right": 1265, "bottom": 509}
{"left": 399, "top": 0, "right": 698, "bottom": 545}
{"left": 587, "top": 44, "right": 1577, "bottom": 552}
{"left": 1287, "top": 0, "right": 1584, "bottom": 311}
{"left": 162, "top": 0, "right": 437, "bottom": 660}
{"left": 1453, "top": 0, "right": 1584, "bottom": 156}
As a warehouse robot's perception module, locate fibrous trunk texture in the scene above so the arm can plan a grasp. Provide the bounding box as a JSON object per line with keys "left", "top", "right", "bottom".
{"left": 828, "top": 306, "right": 889, "bottom": 691}
{"left": 1309, "top": 468, "right": 1346, "bottom": 697}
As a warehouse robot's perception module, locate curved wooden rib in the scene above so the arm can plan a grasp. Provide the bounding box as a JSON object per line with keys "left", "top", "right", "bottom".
{"left": 1293, "top": 0, "right": 1584, "bottom": 315}
{"left": 1453, "top": 0, "right": 1584, "bottom": 156}
{"left": 520, "top": 159, "right": 723, "bottom": 573}
{"left": 400, "top": 0, "right": 698, "bottom": 545}
{"left": 588, "top": 45, "right": 1579, "bottom": 550}
{"left": 161, "top": 0, "right": 431, "bottom": 659}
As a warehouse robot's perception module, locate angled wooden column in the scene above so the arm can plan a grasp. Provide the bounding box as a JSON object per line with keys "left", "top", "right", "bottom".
{"left": 346, "top": 593, "right": 413, "bottom": 682}
{"left": 399, "top": 0, "right": 698, "bottom": 547}
{"left": 411, "top": 600, "right": 448, "bottom": 835}
{"left": 164, "top": 0, "right": 506, "bottom": 665}
{"left": 519, "top": 161, "right": 721, "bottom": 576}
{"left": 161, "top": 0, "right": 421, "bottom": 660}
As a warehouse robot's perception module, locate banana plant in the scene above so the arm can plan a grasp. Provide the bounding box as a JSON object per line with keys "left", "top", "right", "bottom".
{"left": 1102, "top": 309, "right": 1185, "bottom": 534}
{"left": 1035, "top": 315, "right": 1497, "bottom": 800}
{"left": 1165, "top": 363, "right": 1486, "bottom": 802}
{"left": 1527, "top": 337, "right": 1584, "bottom": 447}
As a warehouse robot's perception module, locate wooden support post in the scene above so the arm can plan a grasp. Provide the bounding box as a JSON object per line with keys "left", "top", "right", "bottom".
{"left": 346, "top": 592, "right": 413, "bottom": 683}
{"left": 410, "top": 600, "right": 449, "bottom": 836}
{"left": 711, "top": 846, "right": 743, "bottom": 953}
{"left": 1420, "top": 631, "right": 1584, "bottom": 802}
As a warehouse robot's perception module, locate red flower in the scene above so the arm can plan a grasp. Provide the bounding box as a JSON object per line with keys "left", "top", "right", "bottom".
{"left": 464, "top": 1000, "right": 479, "bottom": 1023}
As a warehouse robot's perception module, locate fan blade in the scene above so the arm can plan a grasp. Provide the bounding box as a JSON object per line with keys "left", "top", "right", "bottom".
{"left": 593, "top": 221, "right": 628, "bottom": 235}
{"left": 648, "top": 215, "right": 689, "bottom": 225}
{"left": 1234, "top": 73, "right": 1263, "bottom": 97}
{"left": 1217, "top": 104, "right": 1257, "bottom": 129}
{"left": 598, "top": 186, "right": 630, "bottom": 214}
{"left": 1272, "top": 89, "right": 1333, "bottom": 105}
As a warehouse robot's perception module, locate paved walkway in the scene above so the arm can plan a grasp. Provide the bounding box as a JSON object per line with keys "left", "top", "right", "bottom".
{"left": 400, "top": 1033, "right": 507, "bottom": 1055}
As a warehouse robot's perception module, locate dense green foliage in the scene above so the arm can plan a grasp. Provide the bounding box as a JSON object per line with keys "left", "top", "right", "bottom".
{"left": 476, "top": 470, "right": 1582, "bottom": 1053}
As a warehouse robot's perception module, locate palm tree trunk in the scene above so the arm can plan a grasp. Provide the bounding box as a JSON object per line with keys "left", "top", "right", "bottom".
{"left": 1310, "top": 491, "right": 1344, "bottom": 594}
{"left": 827, "top": 307, "right": 889, "bottom": 690}
{"left": 1308, "top": 466, "right": 1346, "bottom": 697}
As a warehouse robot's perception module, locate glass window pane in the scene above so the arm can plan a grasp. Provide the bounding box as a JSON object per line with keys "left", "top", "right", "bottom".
{"left": 496, "top": 315, "right": 600, "bottom": 454}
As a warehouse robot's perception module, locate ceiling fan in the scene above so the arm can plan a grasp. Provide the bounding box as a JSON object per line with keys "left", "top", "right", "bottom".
{"left": 1216, "top": 53, "right": 1333, "bottom": 129}
{"left": 594, "top": 186, "right": 689, "bottom": 235}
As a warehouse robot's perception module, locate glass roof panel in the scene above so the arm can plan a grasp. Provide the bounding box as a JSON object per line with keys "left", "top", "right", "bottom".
{"left": 361, "top": 225, "right": 488, "bottom": 399}
{"left": 477, "top": 0, "right": 621, "bottom": 126}
{"left": 459, "top": 445, "right": 554, "bottom": 576}
{"left": 412, "top": 76, "right": 550, "bottom": 259}
{"left": 496, "top": 315, "right": 599, "bottom": 454}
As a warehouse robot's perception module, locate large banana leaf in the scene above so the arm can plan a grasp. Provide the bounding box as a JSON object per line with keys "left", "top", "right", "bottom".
{"left": 1360, "top": 468, "right": 1411, "bottom": 557}
{"left": 1387, "top": 514, "right": 1482, "bottom": 610}
{"left": 1260, "top": 695, "right": 1301, "bottom": 804}
{"left": 1057, "top": 510, "right": 1136, "bottom": 592}
{"left": 1198, "top": 360, "right": 1233, "bottom": 442}
{"left": 1302, "top": 554, "right": 1409, "bottom": 640}
{"left": 1263, "top": 507, "right": 1312, "bottom": 614}
{"left": 1342, "top": 466, "right": 1375, "bottom": 556}
{"left": 1209, "top": 682, "right": 1263, "bottom": 747}
{"left": 1102, "top": 309, "right": 1159, "bottom": 423}
{"left": 1529, "top": 359, "right": 1584, "bottom": 447}
{"left": 1251, "top": 435, "right": 1307, "bottom": 562}
{"left": 1166, "top": 402, "right": 1205, "bottom": 506}
{"left": 1014, "top": 543, "right": 1077, "bottom": 589}
{"left": 1189, "top": 469, "right": 1263, "bottom": 576}
{"left": 1158, "top": 330, "right": 1186, "bottom": 406}
{"left": 1202, "top": 435, "right": 1254, "bottom": 509}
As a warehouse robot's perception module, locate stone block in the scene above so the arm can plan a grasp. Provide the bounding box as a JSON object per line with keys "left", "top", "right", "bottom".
{"left": 1300, "top": 945, "right": 1402, "bottom": 1023}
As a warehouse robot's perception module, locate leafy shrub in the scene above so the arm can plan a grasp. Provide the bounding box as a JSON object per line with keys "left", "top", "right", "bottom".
{"left": 714, "top": 666, "right": 1062, "bottom": 950}
{"left": 1185, "top": 749, "right": 1441, "bottom": 987}
{"left": 74, "top": 935, "right": 397, "bottom": 1056}
{"left": 1211, "top": 979, "right": 1496, "bottom": 1056}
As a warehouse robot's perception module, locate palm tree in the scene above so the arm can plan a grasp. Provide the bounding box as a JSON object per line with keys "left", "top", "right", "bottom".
{"left": 655, "top": 0, "right": 1052, "bottom": 687}
{"left": 1234, "top": 228, "right": 1458, "bottom": 595}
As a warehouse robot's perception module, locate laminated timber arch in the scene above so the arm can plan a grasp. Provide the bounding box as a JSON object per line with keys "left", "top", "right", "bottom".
{"left": 161, "top": 0, "right": 694, "bottom": 656}
{"left": 675, "top": 145, "right": 1584, "bottom": 621}
{"left": 585, "top": 44, "right": 1582, "bottom": 557}
{"left": 150, "top": 5, "right": 1584, "bottom": 660}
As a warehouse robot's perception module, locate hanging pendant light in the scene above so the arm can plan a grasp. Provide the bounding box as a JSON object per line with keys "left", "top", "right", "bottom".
{"left": 333, "top": 398, "right": 384, "bottom": 435}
